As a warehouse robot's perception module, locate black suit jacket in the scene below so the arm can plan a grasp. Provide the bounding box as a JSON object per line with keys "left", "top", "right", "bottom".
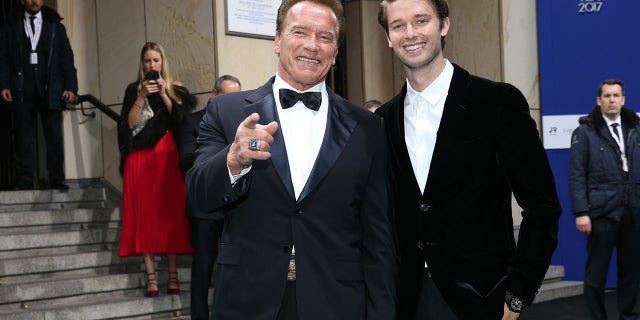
{"left": 177, "top": 108, "right": 223, "bottom": 221}
{"left": 186, "top": 77, "right": 397, "bottom": 320}
{"left": 376, "top": 64, "right": 561, "bottom": 320}
{"left": 178, "top": 108, "right": 205, "bottom": 174}
{"left": 0, "top": 5, "right": 77, "bottom": 110}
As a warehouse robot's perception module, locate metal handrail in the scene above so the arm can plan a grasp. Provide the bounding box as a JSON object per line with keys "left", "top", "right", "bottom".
{"left": 71, "top": 94, "right": 121, "bottom": 122}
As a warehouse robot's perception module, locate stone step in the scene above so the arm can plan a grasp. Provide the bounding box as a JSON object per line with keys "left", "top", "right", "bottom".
{"left": 0, "top": 201, "right": 115, "bottom": 213}
{"left": 0, "top": 242, "right": 117, "bottom": 260}
{"left": 543, "top": 265, "right": 565, "bottom": 282}
{"left": 2, "top": 264, "right": 141, "bottom": 284}
{"left": 0, "top": 249, "right": 138, "bottom": 278}
{"left": 121, "top": 311, "right": 192, "bottom": 319}
{"left": 534, "top": 280, "right": 583, "bottom": 304}
{"left": 0, "top": 228, "right": 120, "bottom": 251}
{"left": 0, "top": 207, "right": 120, "bottom": 230}
{"left": 1, "top": 249, "right": 193, "bottom": 280}
{"left": 0, "top": 187, "right": 107, "bottom": 206}
{"left": 0, "top": 221, "right": 121, "bottom": 235}
{"left": 0, "top": 269, "right": 191, "bottom": 305}
{"left": 0, "top": 288, "right": 190, "bottom": 320}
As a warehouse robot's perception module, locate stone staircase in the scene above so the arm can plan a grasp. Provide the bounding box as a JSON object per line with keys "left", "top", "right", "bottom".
{"left": 513, "top": 226, "right": 584, "bottom": 303}
{"left": 0, "top": 182, "right": 582, "bottom": 319}
{"left": 0, "top": 180, "right": 192, "bottom": 319}
{"left": 535, "top": 265, "right": 583, "bottom": 303}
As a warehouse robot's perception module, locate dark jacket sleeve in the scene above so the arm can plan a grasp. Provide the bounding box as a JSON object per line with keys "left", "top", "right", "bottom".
{"left": 177, "top": 110, "right": 204, "bottom": 174}
{"left": 0, "top": 22, "right": 9, "bottom": 91}
{"left": 54, "top": 22, "right": 78, "bottom": 93}
{"left": 361, "top": 115, "right": 398, "bottom": 319}
{"left": 185, "top": 96, "right": 250, "bottom": 215}
{"left": 171, "top": 85, "right": 196, "bottom": 127}
{"left": 117, "top": 83, "right": 139, "bottom": 174}
{"left": 496, "top": 85, "right": 561, "bottom": 305}
{"left": 568, "top": 125, "right": 590, "bottom": 216}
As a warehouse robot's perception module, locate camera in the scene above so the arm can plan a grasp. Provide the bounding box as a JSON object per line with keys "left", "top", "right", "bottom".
{"left": 145, "top": 70, "right": 159, "bottom": 81}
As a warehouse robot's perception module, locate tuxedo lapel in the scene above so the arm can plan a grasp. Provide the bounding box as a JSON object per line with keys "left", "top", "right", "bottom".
{"left": 385, "top": 86, "right": 423, "bottom": 196}
{"left": 297, "top": 90, "right": 356, "bottom": 202}
{"left": 424, "top": 65, "right": 470, "bottom": 194}
{"left": 243, "top": 79, "right": 295, "bottom": 198}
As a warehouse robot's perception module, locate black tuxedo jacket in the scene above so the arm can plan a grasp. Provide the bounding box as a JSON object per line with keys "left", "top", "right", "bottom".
{"left": 376, "top": 64, "right": 561, "bottom": 320}
{"left": 186, "top": 77, "right": 397, "bottom": 320}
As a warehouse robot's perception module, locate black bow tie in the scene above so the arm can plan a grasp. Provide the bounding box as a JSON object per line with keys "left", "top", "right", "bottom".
{"left": 279, "top": 89, "right": 321, "bottom": 111}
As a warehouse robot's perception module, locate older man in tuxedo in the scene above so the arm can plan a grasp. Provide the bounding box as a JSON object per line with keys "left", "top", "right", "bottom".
{"left": 186, "top": 1, "right": 397, "bottom": 319}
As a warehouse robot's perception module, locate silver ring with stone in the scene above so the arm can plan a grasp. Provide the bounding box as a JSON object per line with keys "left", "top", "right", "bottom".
{"left": 248, "top": 138, "right": 261, "bottom": 151}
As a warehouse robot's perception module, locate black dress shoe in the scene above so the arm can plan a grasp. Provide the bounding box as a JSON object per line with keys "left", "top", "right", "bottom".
{"left": 50, "top": 181, "right": 70, "bottom": 191}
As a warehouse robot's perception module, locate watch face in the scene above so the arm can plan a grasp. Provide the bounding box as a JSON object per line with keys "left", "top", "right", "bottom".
{"left": 510, "top": 298, "right": 524, "bottom": 311}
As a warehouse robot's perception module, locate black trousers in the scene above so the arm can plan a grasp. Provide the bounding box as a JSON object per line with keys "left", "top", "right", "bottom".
{"left": 0, "top": 105, "right": 14, "bottom": 189}
{"left": 13, "top": 96, "right": 64, "bottom": 187}
{"left": 276, "top": 281, "right": 298, "bottom": 320}
{"left": 584, "top": 213, "right": 640, "bottom": 320}
{"left": 414, "top": 269, "right": 460, "bottom": 320}
{"left": 189, "top": 217, "right": 221, "bottom": 320}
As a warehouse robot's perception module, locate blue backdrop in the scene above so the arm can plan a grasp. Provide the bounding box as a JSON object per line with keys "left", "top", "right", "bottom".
{"left": 537, "top": 0, "right": 640, "bottom": 287}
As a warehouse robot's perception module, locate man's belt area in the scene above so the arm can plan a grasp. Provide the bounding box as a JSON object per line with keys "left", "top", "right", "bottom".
{"left": 287, "top": 258, "right": 296, "bottom": 281}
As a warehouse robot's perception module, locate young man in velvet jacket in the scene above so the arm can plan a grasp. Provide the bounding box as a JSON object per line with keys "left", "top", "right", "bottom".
{"left": 375, "top": 0, "right": 562, "bottom": 319}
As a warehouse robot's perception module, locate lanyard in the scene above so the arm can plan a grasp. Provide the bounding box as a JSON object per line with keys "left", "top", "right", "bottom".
{"left": 24, "top": 17, "right": 41, "bottom": 52}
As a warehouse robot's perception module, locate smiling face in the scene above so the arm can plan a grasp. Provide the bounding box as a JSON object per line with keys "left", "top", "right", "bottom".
{"left": 274, "top": 1, "right": 339, "bottom": 91}
{"left": 385, "top": 0, "right": 449, "bottom": 72}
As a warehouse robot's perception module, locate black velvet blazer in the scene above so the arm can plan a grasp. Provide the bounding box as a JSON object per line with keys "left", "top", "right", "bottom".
{"left": 376, "top": 63, "right": 561, "bottom": 320}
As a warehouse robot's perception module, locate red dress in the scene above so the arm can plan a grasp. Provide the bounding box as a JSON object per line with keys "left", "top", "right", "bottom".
{"left": 119, "top": 131, "right": 193, "bottom": 256}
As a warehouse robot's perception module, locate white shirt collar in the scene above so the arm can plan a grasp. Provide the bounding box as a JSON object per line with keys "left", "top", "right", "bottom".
{"left": 273, "top": 74, "right": 326, "bottom": 111}
{"left": 406, "top": 59, "right": 454, "bottom": 107}
{"left": 273, "top": 74, "right": 324, "bottom": 93}
{"left": 24, "top": 10, "right": 42, "bottom": 21}
{"left": 603, "top": 115, "right": 621, "bottom": 127}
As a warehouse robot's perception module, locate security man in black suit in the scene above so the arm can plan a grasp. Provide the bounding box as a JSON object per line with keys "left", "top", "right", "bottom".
{"left": 0, "top": 0, "right": 78, "bottom": 190}
{"left": 177, "top": 75, "right": 241, "bottom": 320}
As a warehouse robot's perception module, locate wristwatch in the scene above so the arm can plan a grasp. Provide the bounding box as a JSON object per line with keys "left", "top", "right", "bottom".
{"left": 505, "top": 291, "right": 524, "bottom": 313}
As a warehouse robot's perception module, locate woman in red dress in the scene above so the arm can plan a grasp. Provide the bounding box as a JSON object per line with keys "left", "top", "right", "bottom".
{"left": 117, "top": 42, "right": 194, "bottom": 297}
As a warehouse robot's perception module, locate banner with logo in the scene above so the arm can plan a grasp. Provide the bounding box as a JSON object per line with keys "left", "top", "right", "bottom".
{"left": 538, "top": 0, "right": 640, "bottom": 286}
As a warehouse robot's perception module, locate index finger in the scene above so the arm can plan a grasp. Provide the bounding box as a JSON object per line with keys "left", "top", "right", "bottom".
{"left": 241, "top": 113, "right": 260, "bottom": 130}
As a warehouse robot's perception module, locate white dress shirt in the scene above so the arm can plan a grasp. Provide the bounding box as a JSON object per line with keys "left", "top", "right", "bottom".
{"left": 404, "top": 60, "right": 454, "bottom": 194}
{"left": 273, "top": 74, "right": 328, "bottom": 199}
{"left": 227, "top": 76, "right": 329, "bottom": 192}
{"left": 24, "top": 11, "right": 42, "bottom": 51}
{"left": 274, "top": 75, "right": 328, "bottom": 258}
{"left": 604, "top": 116, "right": 628, "bottom": 172}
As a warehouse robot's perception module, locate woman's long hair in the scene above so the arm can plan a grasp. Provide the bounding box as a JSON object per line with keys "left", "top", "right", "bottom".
{"left": 136, "top": 42, "right": 181, "bottom": 104}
